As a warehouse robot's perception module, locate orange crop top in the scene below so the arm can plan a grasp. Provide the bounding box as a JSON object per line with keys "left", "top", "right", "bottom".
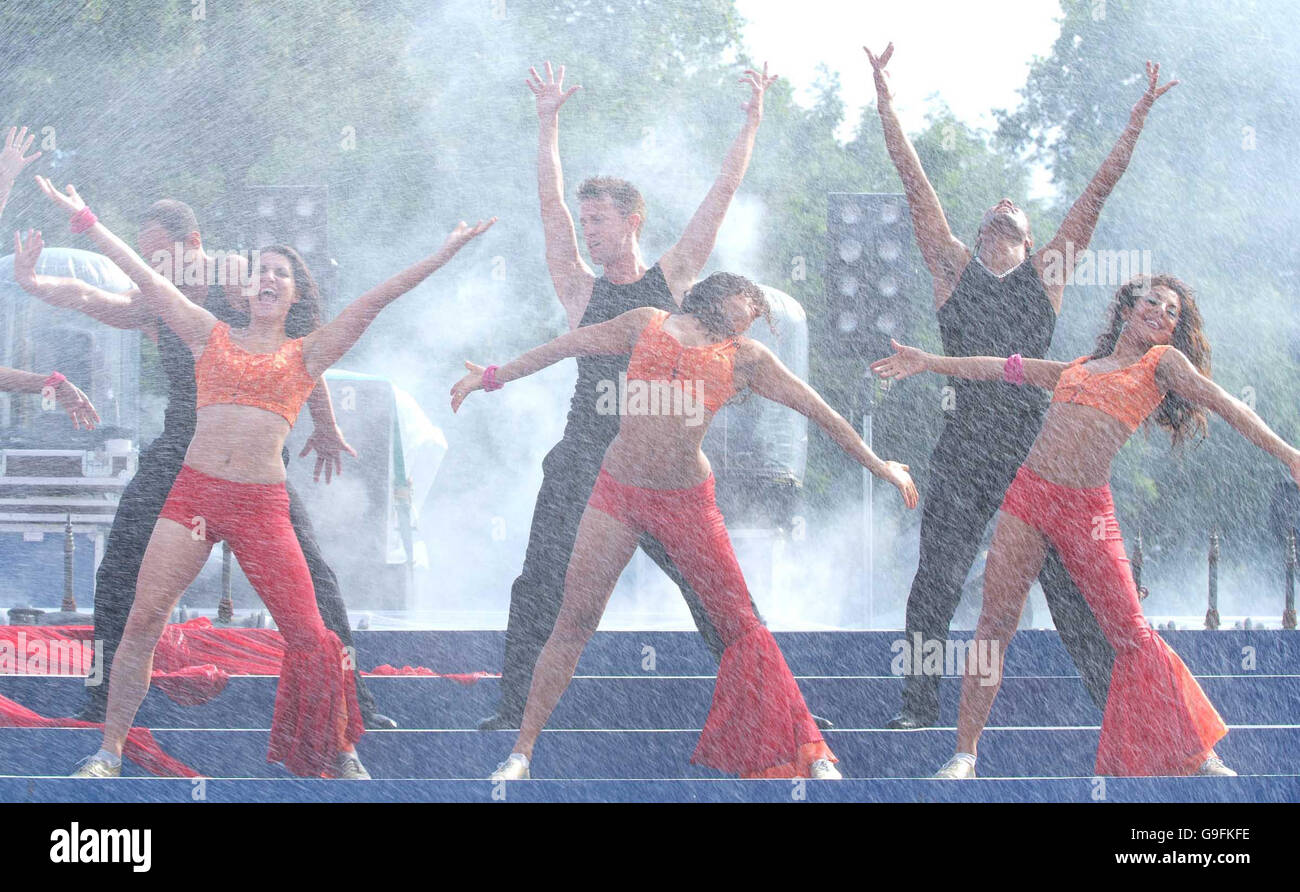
{"left": 194, "top": 322, "right": 319, "bottom": 425}
{"left": 625, "top": 310, "right": 739, "bottom": 414}
{"left": 1051, "top": 344, "right": 1170, "bottom": 431}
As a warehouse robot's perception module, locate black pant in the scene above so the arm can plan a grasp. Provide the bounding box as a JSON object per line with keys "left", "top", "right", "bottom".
{"left": 494, "top": 435, "right": 759, "bottom": 719}
{"left": 84, "top": 439, "right": 379, "bottom": 721}
{"left": 899, "top": 418, "right": 1114, "bottom": 719}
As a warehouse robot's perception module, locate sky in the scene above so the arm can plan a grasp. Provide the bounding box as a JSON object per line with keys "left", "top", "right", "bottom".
{"left": 734, "top": 0, "right": 1065, "bottom": 193}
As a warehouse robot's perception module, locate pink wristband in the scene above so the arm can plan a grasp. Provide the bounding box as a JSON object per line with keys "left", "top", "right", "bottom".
{"left": 43, "top": 371, "right": 66, "bottom": 390}
{"left": 482, "top": 365, "right": 503, "bottom": 392}
{"left": 1003, "top": 354, "right": 1025, "bottom": 386}
{"left": 69, "top": 206, "right": 97, "bottom": 234}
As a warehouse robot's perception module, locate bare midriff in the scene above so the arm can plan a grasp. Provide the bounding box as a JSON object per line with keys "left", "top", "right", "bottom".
{"left": 183, "top": 404, "right": 293, "bottom": 483}
{"left": 599, "top": 412, "right": 717, "bottom": 490}
{"left": 1022, "top": 402, "right": 1137, "bottom": 489}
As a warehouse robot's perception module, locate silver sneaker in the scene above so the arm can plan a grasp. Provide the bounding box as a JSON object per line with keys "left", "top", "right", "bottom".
{"left": 490, "top": 753, "right": 530, "bottom": 780}
{"left": 933, "top": 755, "right": 977, "bottom": 779}
{"left": 71, "top": 755, "right": 121, "bottom": 778}
{"left": 1197, "top": 756, "right": 1237, "bottom": 777}
{"left": 809, "top": 758, "right": 842, "bottom": 779}
{"left": 334, "top": 752, "right": 372, "bottom": 780}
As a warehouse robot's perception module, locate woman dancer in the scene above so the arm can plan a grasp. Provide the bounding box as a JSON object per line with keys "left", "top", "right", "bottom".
{"left": 453, "top": 272, "right": 918, "bottom": 780}
{"left": 0, "top": 367, "right": 98, "bottom": 428}
{"left": 33, "top": 175, "right": 493, "bottom": 778}
{"left": 872, "top": 275, "right": 1300, "bottom": 777}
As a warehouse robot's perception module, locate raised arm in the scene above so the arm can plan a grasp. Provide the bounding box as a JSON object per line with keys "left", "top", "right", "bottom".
{"left": 658, "top": 64, "right": 778, "bottom": 299}
{"left": 527, "top": 62, "right": 595, "bottom": 328}
{"left": 865, "top": 44, "right": 969, "bottom": 304}
{"left": 742, "top": 341, "right": 917, "bottom": 508}
{"left": 302, "top": 219, "right": 495, "bottom": 380}
{"left": 451, "top": 306, "right": 658, "bottom": 412}
{"left": 1036, "top": 61, "right": 1177, "bottom": 302}
{"left": 0, "top": 366, "right": 99, "bottom": 429}
{"left": 0, "top": 126, "right": 41, "bottom": 222}
{"left": 33, "top": 176, "right": 215, "bottom": 352}
{"left": 13, "top": 229, "right": 154, "bottom": 332}
{"left": 871, "top": 338, "right": 1067, "bottom": 390}
{"left": 1157, "top": 348, "right": 1300, "bottom": 485}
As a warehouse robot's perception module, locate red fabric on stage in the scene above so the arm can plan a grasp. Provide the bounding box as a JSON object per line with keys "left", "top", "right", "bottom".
{"left": 368, "top": 665, "right": 492, "bottom": 685}
{"left": 0, "top": 693, "right": 198, "bottom": 777}
{"left": 1000, "top": 465, "right": 1227, "bottom": 775}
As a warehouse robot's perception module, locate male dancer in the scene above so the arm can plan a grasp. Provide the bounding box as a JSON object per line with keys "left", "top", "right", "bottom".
{"left": 14, "top": 200, "right": 395, "bottom": 728}
{"left": 865, "top": 44, "right": 1178, "bottom": 728}
{"left": 479, "top": 62, "right": 829, "bottom": 730}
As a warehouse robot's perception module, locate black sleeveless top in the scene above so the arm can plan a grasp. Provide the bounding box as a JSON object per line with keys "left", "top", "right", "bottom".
{"left": 936, "top": 257, "right": 1056, "bottom": 428}
{"left": 562, "top": 263, "right": 678, "bottom": 445}
{"left": 157, "top": 283, "right": 249, "bottom": 445}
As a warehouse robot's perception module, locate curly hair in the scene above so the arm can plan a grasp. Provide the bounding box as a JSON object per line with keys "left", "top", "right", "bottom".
{"left": 1089, "top": 274, "right": 1211, "bottom": 449}
{"left": 679, "top": 272, "right": 772, "bottom": 340}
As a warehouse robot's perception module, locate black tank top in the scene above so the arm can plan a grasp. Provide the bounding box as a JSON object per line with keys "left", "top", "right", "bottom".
{"left": 936, "top": 257, "right": 1056, "bottom": 427}
{"left": 562, "top": 263, "right": 678, "bottom": 444}
{"left": 157, "top": 283, "right": 249, "bottom": 445}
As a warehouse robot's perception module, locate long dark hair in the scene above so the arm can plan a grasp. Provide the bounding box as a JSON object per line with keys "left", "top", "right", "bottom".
{"left": 1090, "top": 274, "right": 1211, "bottom": 449}
{"left": 258, "top": 244, "right": 322, "bottom": 337}
{"left": 680, "top": 272, "right": 771, "bottom": 339}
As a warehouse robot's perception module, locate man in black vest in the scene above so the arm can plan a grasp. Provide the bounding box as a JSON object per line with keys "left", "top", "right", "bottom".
{"left": 15, "top": 199, "right": 394, "bottom": 729}
{"left": 479, "top": 62, "right": 834, "bottom": 730}
{"left": 865, "top": 44, "right": 1177, "bottom": 729}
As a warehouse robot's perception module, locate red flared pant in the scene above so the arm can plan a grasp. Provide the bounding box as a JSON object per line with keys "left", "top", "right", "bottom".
{"left": 588, "top": 469, "right": 833, "bottom": 777}
{"left": 1000, "top": 466, "right": 1226, "bottom": 775}
{"left": 160, "top": 464, "right": 363, "bottom": 776}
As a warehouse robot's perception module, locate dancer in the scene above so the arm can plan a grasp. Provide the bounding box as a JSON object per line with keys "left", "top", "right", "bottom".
{"left": 13, "top": 205, "right": 394, "bottom": 729}
{"left": 865, "top": 44, "right": 1178, "bottom": 728}
{"left": 0, "top": 367, "right": 98, "bottom": 428}
{"left": 873, "top": 275, "right": 1300, "bottom": 776}
{"left": 477, "top": 62, "right": 797, "bottom": 732}
{"left": 32, "top": 176, "right": 493, "bottom": 778}
{"left": 454, "top": 273, "right": 918, "bottom": 779}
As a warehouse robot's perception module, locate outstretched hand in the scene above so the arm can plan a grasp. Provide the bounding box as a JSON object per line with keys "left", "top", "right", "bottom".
{"left": 0, "top": 126, "right": 41, "bottom": 182}
{"left": 863, "top": 42, "right": 894, "bottom": 102}
{"left": 740, "top": 62, "right": 778, "bottom": 120}
{"left": 438, "top": 218, "right": 497, "bottom": 261}
{"left": 1289, "top": 450, "right": 1300, "bottom": 494}
{"left": 527, "top": 61, "right": 581, "bottom": 120}
{"left": 12, "top": 229, "right": 43, "bottom": 287}
{"left": 33, "top": 175, "right": 86, "bottom": 218}
{"left": 870, "top": 338, "right": 930, "bottom": 381}
{"left": 881, "top": 460, "right": 918, "bottom": 510}
{"left": 299, "top": 423, "right": 358, "bottom": 484}
{"left": 50, "top": 379, "right": 99, "bottom": 430}
{"left": 450, "top": 360, "right": 486, "bottom": 413}
{"left": 1136, "top": 60, "right": 1178, "bottom": 110}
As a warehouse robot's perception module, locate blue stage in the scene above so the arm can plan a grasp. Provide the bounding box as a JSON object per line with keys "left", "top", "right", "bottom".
{"left": 1, "top": 630, "right": 1296, "bottom": 802}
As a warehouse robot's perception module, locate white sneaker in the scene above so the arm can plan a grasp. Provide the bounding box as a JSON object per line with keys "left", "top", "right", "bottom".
{"left": 933, "top": 755, "right": 977, "bottom": 779}
{"left": 1197, "top": 756, "right": 1237, "bottom": 777}
{"left": 334, "top": 752, "right": 371, "bottom": 779}
{"left": 71, "top": 755, "right": 121, "bottom": 778}
{"left": 490, "top": 753, "right": 530, "bottom": 780}
{"left": 809, "top": 758, "right": 842, "bottom": 779}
